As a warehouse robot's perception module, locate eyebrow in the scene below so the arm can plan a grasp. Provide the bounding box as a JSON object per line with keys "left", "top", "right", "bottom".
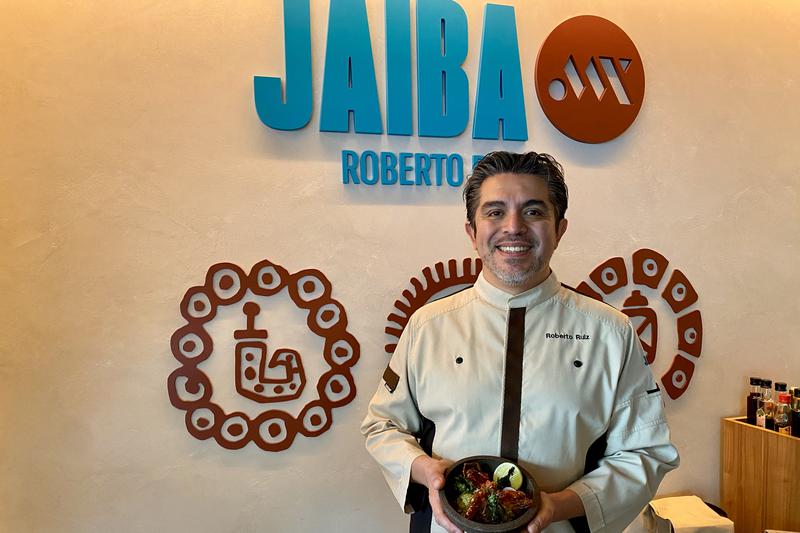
{"left": 480, "top": 199, "right": 550, "bottom": 212}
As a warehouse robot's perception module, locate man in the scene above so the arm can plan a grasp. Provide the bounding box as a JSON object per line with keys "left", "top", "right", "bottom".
{"left": 361, "top": 151, "right": 679, "bottom": 533}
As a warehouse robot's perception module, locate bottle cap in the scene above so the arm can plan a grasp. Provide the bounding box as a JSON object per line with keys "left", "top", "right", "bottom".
{"left": 763, "top": 379, "right": 773, "bottom": 387}
{"left": 793, "top": 387, "right": 800, "bottom": 398}
{"left": 775, "top": 382, "right": 787, "bottom": 392}
{"left": 750, "top": 377, "right": 761, "bottom": 385}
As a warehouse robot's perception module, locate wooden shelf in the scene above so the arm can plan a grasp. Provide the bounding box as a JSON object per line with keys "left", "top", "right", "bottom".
{"left": 720, "top": 417, "right": 800, "bottom": 533}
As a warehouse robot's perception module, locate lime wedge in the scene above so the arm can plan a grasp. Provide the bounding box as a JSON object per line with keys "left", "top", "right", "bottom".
{"left": 493, "top": 462, "right": 523, "bottom": 490}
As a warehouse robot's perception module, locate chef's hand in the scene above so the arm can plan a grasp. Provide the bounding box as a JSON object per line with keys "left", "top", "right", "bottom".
{"left": 525, "top": 490, "right": 584, "bottom": 533}
{"left": 410, "top": 455, "right": 460, "bottom": 533}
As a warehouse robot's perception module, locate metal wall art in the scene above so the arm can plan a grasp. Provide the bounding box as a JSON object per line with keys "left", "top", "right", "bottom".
{"left": 168, "top": 260, "right": 360, "bottom": 451}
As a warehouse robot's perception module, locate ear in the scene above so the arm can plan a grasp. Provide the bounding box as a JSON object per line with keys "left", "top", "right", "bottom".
{"left": 464, "top": 221, "right": 477, "bottom": 249}
{"left": 555, "top": 218, "right": 568, "bottom": 246}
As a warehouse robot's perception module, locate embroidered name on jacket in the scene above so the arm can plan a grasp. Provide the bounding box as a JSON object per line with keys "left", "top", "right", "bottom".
{"left": 544, "top": 332, "right": 591, "bottom": 340}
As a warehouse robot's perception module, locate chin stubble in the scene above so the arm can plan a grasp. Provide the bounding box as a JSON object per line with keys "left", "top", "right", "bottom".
{"left": 484, "top": 246, "right": 545, "bottom": 287}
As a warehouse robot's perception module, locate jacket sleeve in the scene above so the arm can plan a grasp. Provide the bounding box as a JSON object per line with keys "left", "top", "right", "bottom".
{"left": 360, "top": 323, "right": 428, "bottom": 513}
{"left": 566, "top": 321, "right": 680, "bottom": 532}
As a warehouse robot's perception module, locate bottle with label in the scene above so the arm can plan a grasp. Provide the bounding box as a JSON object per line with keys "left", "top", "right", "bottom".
{"left": 757, "top": 381, "right": 767, "bottom": 428}
{"left": 774, "top": 383, "right": 791, "bottom": 435}
{"left": 756, "top": 401, "right": 767, "bottom": 428}
{"left": 792, "top": 387, "right": 800, "bottom": 437}
{"left": 761, "top": 379, "right": 775, "bottom": 431}
{"left": 746, "top": 377, "right": 762, "bottom": 425}
{"left": 757, "top": 379, "right": 775, "bottom": 430}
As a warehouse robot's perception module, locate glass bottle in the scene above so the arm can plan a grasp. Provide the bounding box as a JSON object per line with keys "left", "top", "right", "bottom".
{"left": 792, "top": 387, "right": 800, "bottom": 438}
{"left": 746, "top": 377, "right": 762, "bottom": 425}
{"left": 757, "top": 382, "right": 767, "bottom": 428}
{"left": 756, "top": 379, "right": 773, "bottom": 429}
{"left": 762, "top": 379, "right": 775, "bottom": 430}
{"left": 774, "top": 383, "right": 791, "bottom": 435}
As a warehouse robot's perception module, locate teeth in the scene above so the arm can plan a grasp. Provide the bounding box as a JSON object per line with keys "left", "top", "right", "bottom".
{"left": 498, "top": 246, "right": 529, "bottom": 252}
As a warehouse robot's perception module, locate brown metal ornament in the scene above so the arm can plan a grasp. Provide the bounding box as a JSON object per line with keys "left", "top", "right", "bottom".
{"left": 588, "top": 256, "right": 628, "bottom": 295}
{"left": 631, "top": 248, "right": 669, "bottom": 289}
{"left": 385, "top": 258, "right": 482, "bottom": 356}
{"left": 622, "top": 291, "right": 658, "bottom": 365}
{"left": 575, "top": 281, "right": 604, "bottom": 301}
{"left": 168, "top": 260, "right": 360, "bottom": 451}
{"left": 661, "top": 269, "right": 699, "bottom": 314}
{"left": 580, "top": 249, "right": 703, "bottom": 401}
{"left": 676, "top": 309, "right": 703, "bottom": 358}
{"left": 661, "top": 354, "right": 696, "bottom": 400}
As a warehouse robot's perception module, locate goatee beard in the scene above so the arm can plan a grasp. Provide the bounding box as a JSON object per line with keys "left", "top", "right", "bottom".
{"left": 484, "top": 241, "right": 544, "bottom": 287}
{"left": 492, "top": 258, "right": 545, "bottom": 286}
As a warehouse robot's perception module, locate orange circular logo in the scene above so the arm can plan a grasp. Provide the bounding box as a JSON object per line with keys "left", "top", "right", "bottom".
{"left": 535, "top": 15, "right": 645, "bottom": 143}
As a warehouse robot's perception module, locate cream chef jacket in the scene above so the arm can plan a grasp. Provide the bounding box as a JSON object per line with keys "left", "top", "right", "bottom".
{"left": 361, "top": 271, "right": 679, "bottom": 533}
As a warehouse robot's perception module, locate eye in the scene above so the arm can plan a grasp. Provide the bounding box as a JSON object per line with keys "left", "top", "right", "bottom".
{"left": 485, "top": 209, "right": 503, "bottom": 218}
{"left": 524, "top": 208, "right": 545, "bottom": 217}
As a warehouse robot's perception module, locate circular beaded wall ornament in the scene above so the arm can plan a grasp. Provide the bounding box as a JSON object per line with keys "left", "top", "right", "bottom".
{"left": 168, "top": 260, "right": 359, "bottom": 451}
{"left": 576, "top": 249, "right": 703, "bottom": 400}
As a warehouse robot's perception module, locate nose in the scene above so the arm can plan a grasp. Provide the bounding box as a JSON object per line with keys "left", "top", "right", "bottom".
{"left": 503, "top": 211, "right": 526, "bottom": 234}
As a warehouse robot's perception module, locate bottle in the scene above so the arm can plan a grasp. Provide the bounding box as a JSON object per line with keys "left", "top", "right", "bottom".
{"left": 774, "top": 383, "right": 791, "bottom": 435}
{"left": 756, "top": 380, "right": 767, "bottom": 428}
{"left": 762, "top": 379, "right": 775, "bottom": 430}
{"left": 746, "top": 377, "right": 762, "bottom": 425}
{"left": 792, "top": 387, "right": 800, "bottom": 437}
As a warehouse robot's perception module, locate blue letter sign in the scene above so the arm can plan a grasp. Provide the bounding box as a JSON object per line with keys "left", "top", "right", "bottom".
{"left": 385, "top": 0, "right": 412, "bottom": 136}
{"left": 472, "top": 4, "right": 527, "bottom": 140}
{"left": 416, "top": 0, "right": 469, "bottom": 137}
{"left": 253, "top": 0, "right": 313, "bottom": 130}
{"left": 320, "top": 0, "right": 383, "bottom": 134}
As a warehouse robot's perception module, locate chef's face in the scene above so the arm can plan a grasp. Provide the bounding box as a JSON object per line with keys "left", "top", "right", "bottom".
{"left": 465, "top": 173, "right": 568, "bottom": 295}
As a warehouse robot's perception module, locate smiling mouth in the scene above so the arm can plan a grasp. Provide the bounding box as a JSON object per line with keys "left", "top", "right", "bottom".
{"left": 496, "top": 244, "right": 532, "bottom": 254}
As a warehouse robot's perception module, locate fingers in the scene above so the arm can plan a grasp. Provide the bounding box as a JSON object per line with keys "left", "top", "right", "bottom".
{"left": 527, "top": 513, "right": 549, "bottom": 533}
{"left": 412, "top": 456, "right": 461, "bottom": 533}
{"left": 526, "top": 492, "right": 554, "bottom": 533}
{"left": 425, "top": 460, "right": 459, "bottom": 533}
{"left": 526, "top": 517, "right": 545, "bottom": 533}
{"left": 411, "top": 455, "right": 450, "bottom": 490}
{"left": 429, "top": 487, "right": 461, "bottom": 533}
{"left": 427, "top": 458, "right": 448, "bottom": 486}
{"left": 429, "top": 471, "right": 445, "bottom": 491}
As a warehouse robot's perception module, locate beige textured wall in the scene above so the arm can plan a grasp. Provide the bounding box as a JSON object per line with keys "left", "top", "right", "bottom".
{"left": 1, "top": 1, "right": 798, "bottom": 531}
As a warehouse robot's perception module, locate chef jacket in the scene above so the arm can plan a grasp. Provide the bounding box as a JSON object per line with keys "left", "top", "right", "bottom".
{"left": 361, "top": 270, "right": 679, "bottom": 533}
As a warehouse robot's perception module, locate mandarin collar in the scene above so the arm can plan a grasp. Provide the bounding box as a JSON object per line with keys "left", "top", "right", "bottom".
{"left": 473, "top": 269, "right": 561, "bottom": 310}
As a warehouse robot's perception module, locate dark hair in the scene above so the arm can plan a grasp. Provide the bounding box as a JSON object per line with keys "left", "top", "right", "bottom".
{"left": 463, "top": 151, "right": 568, "bottom": 231}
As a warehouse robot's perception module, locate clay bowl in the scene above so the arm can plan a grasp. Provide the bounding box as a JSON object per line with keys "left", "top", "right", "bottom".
{"left": 439, "top": 455, "right": 540, "bottom": 533}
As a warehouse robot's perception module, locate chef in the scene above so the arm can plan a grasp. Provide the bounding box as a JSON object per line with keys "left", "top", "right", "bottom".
{"left": 361, "top": 151, "right": 679, "bottom": 533}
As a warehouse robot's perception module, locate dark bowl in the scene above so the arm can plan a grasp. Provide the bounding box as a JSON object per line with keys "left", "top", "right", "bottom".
{"left": 439, "top": 455, "right": 540, "bottom": 533}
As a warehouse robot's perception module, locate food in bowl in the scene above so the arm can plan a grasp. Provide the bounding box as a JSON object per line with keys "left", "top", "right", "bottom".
{"left": 450, "top": 461, "right": 535, "bottom": 524}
